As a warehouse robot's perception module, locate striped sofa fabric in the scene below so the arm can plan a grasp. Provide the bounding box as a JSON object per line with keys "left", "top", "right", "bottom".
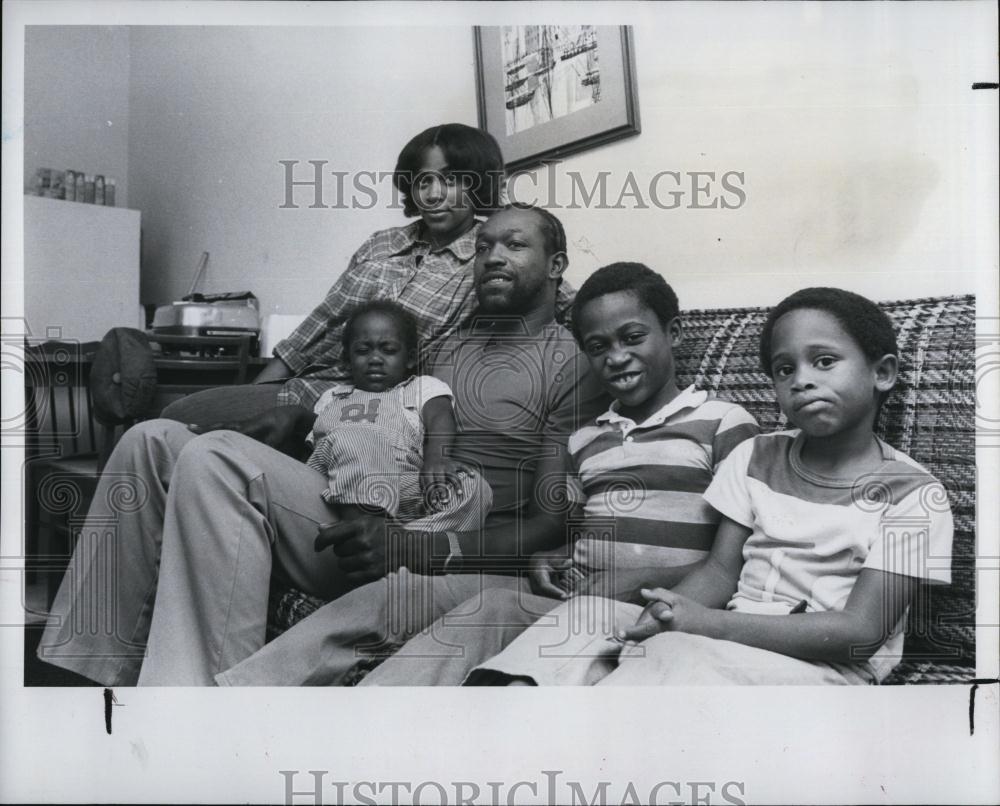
{"left": 269, "top": 295, "right": 978, "bottom": 685}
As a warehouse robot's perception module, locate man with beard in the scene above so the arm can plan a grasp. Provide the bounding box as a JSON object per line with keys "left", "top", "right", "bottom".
{"left": 212, "top": 204, "right": 609, "bottom": 686}
{"left": 216, "top": 205, "right": 606, "bottom": 685}
{"left": 39, "top": 204, "right": 606, "bottom": 686}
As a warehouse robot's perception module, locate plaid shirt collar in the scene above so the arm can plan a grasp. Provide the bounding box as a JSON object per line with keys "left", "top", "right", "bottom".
{"left": 387, "top": 219, "right": 481, "bottom": 262}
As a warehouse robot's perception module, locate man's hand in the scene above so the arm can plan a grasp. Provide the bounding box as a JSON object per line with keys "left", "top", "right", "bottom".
{"left": 314, "top": 506, "right": 392, "bottom": 588}
{"left": 618, "top": 587, "right": 712, "bottom": 643}
{"left": 189, "top": 405, "right": 314, "bottom": 460}
{"left": 419, "top": 457, "right": 467, "bottom": 512}
{"left": 528, "top": 547, "right": 575, "bottom": 599}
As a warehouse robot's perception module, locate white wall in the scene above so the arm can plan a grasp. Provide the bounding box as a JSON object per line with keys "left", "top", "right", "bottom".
{"left": 127, "top": 26, "right": 478, "bottom": 311}
{"left": 23, "top": 26, "right": 130, "bottom": 206}
{"left": 509, "top": 3, "right": 996, "bottom": 309}
{"left": 22, "top": 9, "right": 996, "bottom": 320}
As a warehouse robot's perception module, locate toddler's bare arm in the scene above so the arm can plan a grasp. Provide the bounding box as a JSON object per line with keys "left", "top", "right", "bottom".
{"left": 420, "top": 396, "right": 462, "bottom": 496}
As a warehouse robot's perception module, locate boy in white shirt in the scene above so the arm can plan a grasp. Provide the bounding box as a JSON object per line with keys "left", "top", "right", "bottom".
{"left": 471, "top": 287, "right": 953, "bottom": 685}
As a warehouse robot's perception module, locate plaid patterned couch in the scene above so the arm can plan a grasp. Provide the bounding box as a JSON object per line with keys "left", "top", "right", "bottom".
{"left": 269, "top": 294, "right": 978, "bottom": 685}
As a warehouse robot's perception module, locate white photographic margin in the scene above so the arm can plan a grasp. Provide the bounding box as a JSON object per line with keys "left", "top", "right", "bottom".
{"left": 1, "top": 2, "right": 997, "bottom": 804}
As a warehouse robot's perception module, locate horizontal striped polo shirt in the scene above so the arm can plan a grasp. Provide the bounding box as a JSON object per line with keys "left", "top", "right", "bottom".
{"left": 704, "top": 430, "right": 954, "bottom": 681}
{"left": 569, "top": 385, "right": 759, "bottom": 572}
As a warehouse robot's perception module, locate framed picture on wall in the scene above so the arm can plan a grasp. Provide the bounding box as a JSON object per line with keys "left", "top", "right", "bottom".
{"left": 474, "top": 25, "right": 640, "bottom": 172}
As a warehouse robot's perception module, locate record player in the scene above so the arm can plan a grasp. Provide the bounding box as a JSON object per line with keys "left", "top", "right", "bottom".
{"left": 149, "top": 252, "right": 261, "bottom": 356}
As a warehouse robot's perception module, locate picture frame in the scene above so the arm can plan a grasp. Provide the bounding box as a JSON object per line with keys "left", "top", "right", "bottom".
{"left": 474, "top": 25, "right": 640, "bottom": 172}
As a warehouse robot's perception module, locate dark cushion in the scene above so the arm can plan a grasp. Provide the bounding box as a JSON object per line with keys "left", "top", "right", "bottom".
{"left": 90, "top": 328, "right": 157, "bottom": 425}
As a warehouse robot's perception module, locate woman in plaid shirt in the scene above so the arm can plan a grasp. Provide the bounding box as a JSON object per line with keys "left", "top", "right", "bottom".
{"left": 164, "top": 122, "right": 569, "bottom": 424}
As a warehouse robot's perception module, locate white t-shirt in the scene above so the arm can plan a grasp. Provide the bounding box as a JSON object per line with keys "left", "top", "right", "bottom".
{"left": 704, "top": 430, "right": 954, "bottom": 680}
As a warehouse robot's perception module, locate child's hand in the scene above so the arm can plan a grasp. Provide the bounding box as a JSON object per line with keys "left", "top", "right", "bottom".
{"left": 617, "top": 588, "right": 710, "bottom": 643}
{"left": 420, "top": 457, "right": 466, "bottom": 511}
{"left": 528, "top": 548, "right": 575, "bottom": 598}
{"left": 618, "top": 598, "right": 672, "bottom": 643}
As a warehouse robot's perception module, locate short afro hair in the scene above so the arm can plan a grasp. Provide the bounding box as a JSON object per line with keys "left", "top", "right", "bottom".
{"left": 570, "top": 263, "right": 680, "bottom": 346}
{"left": 394, "top": 123, "right": 505, "bottom": 218}
{"left": 496, "top": 202, "right": 567, "bottom": 257}
{"left": 342, "top": 299, "right": 419, "bottom": 356}
{"left": 759, "top": 287, "right": 898, "bottom": 376}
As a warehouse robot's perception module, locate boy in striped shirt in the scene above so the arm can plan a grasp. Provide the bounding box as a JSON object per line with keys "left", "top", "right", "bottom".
{"left": 469, "top": 287, "right": 954, "bottom": 685}
{"left": 358, "top": 262, "right": 758, "bottom": 685}
{"left": 543, "top": 263, "right": 759, "bottom": 598}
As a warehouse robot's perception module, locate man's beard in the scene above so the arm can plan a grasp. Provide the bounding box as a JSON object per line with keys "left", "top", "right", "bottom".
{"left": 475, "top": 281, "right": 543, "bottom": 316}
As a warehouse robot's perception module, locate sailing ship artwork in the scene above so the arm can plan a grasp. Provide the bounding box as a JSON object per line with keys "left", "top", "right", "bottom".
{"left": 501, "top": 25, "right": 601, "bottom": 136}
{"left": 476, "top": 25, "right": 638, "bottom": 170}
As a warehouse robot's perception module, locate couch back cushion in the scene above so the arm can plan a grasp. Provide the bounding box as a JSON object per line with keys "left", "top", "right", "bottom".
{"left": 675, "top": 295, "right": 976, "bottom": 666}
